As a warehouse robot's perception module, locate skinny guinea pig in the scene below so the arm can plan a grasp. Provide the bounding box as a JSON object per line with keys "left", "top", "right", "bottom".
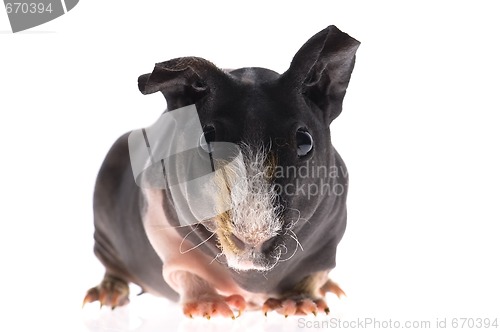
{"left": 84, "top": 25, "right": 360, "bottom": 318}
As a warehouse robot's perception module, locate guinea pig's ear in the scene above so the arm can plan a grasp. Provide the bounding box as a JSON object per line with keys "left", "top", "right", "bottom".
{"left": 138, "top": 57, "right": 222, "bottom": 110}
{"left": 283, "top": 25, "right": 360, "bottom": 122}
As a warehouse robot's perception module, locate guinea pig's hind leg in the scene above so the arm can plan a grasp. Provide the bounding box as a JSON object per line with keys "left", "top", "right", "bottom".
{"left": 174, "top": 271, "right": 246, "bottom": 319}
{"left": 83, "top": 273, "right": 130, "bottom": 309}
{"left": 262, "top": 271, "right": 345, "bottom": 317}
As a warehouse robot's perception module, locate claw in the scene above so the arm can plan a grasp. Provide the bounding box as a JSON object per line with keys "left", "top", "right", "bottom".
{"left": 98, "top": 290, "right": 107, "bottom": 307}
{"left": 281, "top": 299, "right": 297, "bottom": 316}
{"left": 298, "top": 298, "right": 317, "bottom": 315}
{"left": 182, "top": 294, "right": 246, "bottom": 319}
{"left": 225, "top": 294, "right": 246, "bottom": 313}
{"left": 315, "top": 298, "right": 328, "bottom": 314}
{"left": 111, "top": 291, "right": 121, "bottom": 308}
{"left": 262, "top": 297, "right": 280, "bottom": 316}
{"left": 320, "top": 280, "right": 346, "bottom": 298}
{"left": 82, "top": 287, "right": 99, "bottom": 308}
{"left": 263, "top": 295, "right": 333, "bottom": 317}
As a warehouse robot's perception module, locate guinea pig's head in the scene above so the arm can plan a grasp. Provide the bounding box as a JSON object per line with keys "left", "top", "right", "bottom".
{"left": 138, "top": 26, "right": 359, "bottom": 272}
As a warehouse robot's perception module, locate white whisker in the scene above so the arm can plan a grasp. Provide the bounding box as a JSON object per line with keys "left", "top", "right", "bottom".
{"left": 210, "top": 252, "right": 224, "bottom": 265}
{"left": 279, "top": 237, "right": 298, "bottom": 262}
{"left": 287, "top": 229, "right": 303, "bottom": 252}
{"left": 179, "top": 225, "right": 216, "bottom": 254}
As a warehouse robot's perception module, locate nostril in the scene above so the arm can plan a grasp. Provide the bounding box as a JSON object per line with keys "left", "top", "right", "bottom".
{"left": 261, "top": 236, "right": 276, "bottom": 253}
{"left": 229, "top": 233, "right": 246, "bottom": 250}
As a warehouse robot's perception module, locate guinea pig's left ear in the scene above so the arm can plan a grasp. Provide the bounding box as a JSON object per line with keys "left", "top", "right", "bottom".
{"left": 282, "top": 25, "right": 360, "bottom": 122}
{"left": 138, "top": 57, "right": 224, "bottom": 110}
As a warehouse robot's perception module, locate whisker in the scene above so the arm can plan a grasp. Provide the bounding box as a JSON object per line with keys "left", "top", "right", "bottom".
{"left": 284, "top": 207, "right": 309, "bottom": 230}
{"left": 287, "top": 229, "right": 304, "bottom": 252}
{"left": 178, "top": 225, "right": 198, "bottom": 253}
{"left": 267, "top": 251, "right": 281, "bottom": 271}
{"left": 278, "top": 238, "right": 299, "bottom": 263}
{"left": 179, "top": 224, "right": 216, "bottom": 254}
{"left": 210, "top": 252, "right": 224, "bottom": 265}
{"left": 277, "top": 243, "right": 288, "bottom": 256}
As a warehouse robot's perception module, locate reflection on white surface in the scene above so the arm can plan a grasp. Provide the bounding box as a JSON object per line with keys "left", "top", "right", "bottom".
{"left": 81, "top": 292, "right": 346, "bottom": 332}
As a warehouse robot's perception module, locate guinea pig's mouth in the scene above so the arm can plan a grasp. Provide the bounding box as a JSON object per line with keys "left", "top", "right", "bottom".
{"left": 223, "top": 247, "right": 281, "bottom": 272}
{"left": 196, "top": 220, "right": 283, "bottom": 272}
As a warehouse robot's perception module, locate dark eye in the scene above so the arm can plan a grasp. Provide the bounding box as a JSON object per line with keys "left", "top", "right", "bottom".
{"left": 199, "top": 126, "right": 216, "bottom": 153}
{"left": 296, "top": 128, "right": 313, "bottom": 157}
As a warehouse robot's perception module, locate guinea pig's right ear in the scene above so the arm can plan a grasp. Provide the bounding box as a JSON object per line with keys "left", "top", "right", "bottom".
{"left": 138, "top": 57, "right": 222, "bottom": 110}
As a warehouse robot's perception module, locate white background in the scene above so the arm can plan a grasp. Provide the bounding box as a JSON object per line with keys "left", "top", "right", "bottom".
{"left": 1, "top": 1, "right": 499, "bottom": 331}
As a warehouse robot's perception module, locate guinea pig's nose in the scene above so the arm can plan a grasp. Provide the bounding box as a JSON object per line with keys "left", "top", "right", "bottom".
{"left": 260, "top": 236, "right": 277, "bottom": 253}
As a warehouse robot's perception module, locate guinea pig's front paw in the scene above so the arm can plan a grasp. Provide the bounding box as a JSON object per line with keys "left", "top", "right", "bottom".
{"left": 263, "top": 277, "right": 345, "bottom": 317}
{"left": 182, "top": 294, "right": 246, "bottom": 319}
{"left": 262, "top": 296, "right": 329, "bottom": 317}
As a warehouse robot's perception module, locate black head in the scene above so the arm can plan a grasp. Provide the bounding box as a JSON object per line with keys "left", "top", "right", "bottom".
{"left": 138, "top": 25, "right": 359, "bottom": 273}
